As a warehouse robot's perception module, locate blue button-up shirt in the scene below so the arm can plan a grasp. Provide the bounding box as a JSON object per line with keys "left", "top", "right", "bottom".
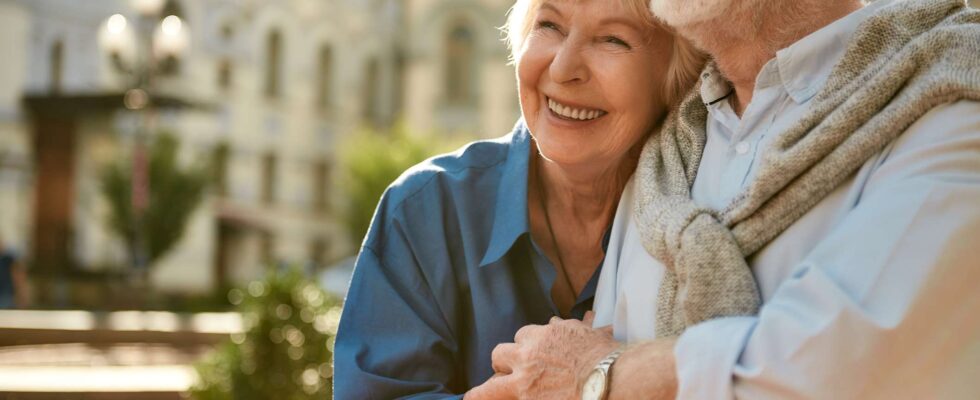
{"left": 334, "top": 121, "right": 603, "bottom": 399}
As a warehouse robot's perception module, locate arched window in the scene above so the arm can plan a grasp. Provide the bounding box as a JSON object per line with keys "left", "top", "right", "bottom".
{"left": 445, "top": 20, "right": 475, "bottom": 105}
{"left": 50, "top": 39, "right": 63, "bottom": 94}
{"left": 264, "top": 29, "right": 283, "bottom": 99}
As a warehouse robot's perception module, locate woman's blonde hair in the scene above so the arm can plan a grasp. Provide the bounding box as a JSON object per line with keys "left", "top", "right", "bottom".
{"left": 503, "top": 0, "right": 706, "bottom": 106}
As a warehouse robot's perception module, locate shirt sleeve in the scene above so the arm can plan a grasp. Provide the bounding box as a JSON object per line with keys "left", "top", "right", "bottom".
{"left": 334, "top": 202, "right": 464, "bottom": 399}
{"left": 674, "top": 101, "right": 980, "bottom": 399}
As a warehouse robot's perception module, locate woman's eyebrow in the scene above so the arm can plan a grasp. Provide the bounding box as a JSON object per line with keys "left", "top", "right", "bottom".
{"left": 538, "top": 2, "right": 564, "bottom": 18}
{"left": 597, "top": 17, "right": 643, "bottom": 33}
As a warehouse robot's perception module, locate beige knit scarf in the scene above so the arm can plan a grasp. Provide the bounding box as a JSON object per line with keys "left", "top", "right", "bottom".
{"left": 634, "top": 0, "right": 980, "bottom": 338}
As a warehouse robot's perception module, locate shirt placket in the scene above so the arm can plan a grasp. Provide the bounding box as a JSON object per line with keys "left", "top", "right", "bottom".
{"left": 722, "top": 86, "right": 786, "bottom": 197}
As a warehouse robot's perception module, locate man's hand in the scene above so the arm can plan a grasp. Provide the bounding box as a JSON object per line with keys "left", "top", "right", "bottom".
{"left": 466, "top": 314, "right": 619, "bottom": 399}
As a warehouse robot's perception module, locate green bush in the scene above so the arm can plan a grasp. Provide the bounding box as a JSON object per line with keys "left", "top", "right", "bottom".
{"left": 189, "top": 268, "right": 341, "bottom": 400}
{"left": 336, "top": 123, "right": 463, "bottom": 245}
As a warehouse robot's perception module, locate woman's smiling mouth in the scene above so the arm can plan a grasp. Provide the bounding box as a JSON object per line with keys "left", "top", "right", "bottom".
{"left": 547, "top": 97, "right": 607, "bottom": 121}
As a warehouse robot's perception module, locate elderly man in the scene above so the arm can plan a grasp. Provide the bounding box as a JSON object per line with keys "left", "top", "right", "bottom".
{"left": 470, "top": 0, "right": 980, "bottom": 399}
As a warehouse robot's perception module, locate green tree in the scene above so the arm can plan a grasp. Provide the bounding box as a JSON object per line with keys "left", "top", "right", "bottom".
{"left": 336, "top": 123, "right": 462, "bottom": 245}
{"left": 100, "top": 133, "right": 210, "bottom": 271}
{"left": 189, "top": 268, "right": 340, "bottom": 400}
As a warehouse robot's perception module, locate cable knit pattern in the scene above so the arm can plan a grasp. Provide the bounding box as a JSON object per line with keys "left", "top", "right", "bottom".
{"left": 634, "top": 0, "right": 980, "bottom": 337}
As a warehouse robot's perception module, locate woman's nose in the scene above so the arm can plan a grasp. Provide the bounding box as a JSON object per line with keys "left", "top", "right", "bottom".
{"left": 549, "top": 40, "right": 589, "bottom": 84}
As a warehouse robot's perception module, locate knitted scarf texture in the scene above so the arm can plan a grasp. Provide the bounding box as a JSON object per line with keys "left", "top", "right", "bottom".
{"left": 634, "top": 0, "right": 980, "bottom": 338}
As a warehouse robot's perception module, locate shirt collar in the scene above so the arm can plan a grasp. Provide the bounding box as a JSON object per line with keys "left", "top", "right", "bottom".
{"left": 698, "top": 62, "right": 732, "bottom": 106}
{"left": 479, "top": 119, "right": 532, "bottom": 267}
{"left": 774, "top": 0, "right": 890, "bottom": 104}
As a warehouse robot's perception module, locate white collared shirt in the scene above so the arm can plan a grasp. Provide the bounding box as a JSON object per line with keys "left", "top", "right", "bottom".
{"left": 592, "top": 0, "right": 980, "bottom": 398}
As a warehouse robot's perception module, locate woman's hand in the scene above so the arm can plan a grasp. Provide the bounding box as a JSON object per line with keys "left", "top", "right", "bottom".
{"left": 466, "top": 314, "right": 619, "bottom": 400}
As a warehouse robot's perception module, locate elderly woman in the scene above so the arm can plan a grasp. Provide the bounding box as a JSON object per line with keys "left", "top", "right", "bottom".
{"left": 333, "top": 0, "right": 703, "bottom": 397}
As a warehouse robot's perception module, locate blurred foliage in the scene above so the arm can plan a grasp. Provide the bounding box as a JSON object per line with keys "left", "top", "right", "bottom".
{"left": 99, "top": 132, "right": 210, "bottom": 269}
{"left": 336, "top": 122, "right": 463, "bottom": 245}
{"left": 190, "top": 267, "right": 341, "bottom": 400}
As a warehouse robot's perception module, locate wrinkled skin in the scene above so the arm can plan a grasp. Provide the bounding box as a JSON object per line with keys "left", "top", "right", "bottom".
{"left": 466, "top": 314, "right": 619, "bottom": 400}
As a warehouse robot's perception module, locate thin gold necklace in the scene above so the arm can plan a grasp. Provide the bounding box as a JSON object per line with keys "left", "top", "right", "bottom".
{"left": 534, "top": 158, "right": 577, "bottom": 315}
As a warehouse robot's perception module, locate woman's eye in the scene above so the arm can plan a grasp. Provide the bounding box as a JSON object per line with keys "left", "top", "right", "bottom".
{"left": 535, "top": 20, "right": 560, "bottom": 32}
{"left": 603, "top": 36, "right": 631, "bottom": 49}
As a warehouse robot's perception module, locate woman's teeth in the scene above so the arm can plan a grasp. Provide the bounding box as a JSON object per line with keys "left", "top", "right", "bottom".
{"left": 548, "top": 98, "right": 605, "bottom": 121}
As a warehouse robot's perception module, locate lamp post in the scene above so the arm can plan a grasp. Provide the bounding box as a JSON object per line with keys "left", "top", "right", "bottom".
{"left": 99, "top": 0, "right": 187, "bottom": 287}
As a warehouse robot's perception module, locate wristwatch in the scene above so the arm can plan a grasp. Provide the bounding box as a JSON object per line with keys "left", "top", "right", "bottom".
{"left": 581, "top": 347, "right": 625, "bottom": 400}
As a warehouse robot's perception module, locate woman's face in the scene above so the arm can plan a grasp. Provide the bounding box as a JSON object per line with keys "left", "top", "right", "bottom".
{"left": 518, "top": 0, "right": 672, "bottom": 170}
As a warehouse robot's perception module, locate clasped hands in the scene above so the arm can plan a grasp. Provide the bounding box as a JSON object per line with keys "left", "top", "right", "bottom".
{"left": 465, "top": 312, "right": 620, "bottom": 400}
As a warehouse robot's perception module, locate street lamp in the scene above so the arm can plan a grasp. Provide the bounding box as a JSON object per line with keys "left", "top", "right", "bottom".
{"left": 99, "top": 0, "right": 188, "bottom": 283}
{"left": 132, "top": 0, "right": 166, "bottom": 16}
{"left": 100, "top": 4, "right": 187, "bottom": 86}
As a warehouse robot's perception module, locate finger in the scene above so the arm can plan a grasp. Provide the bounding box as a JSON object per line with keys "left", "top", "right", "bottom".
{"left": 583, "top": 311, "right": 596, "bottom": 326}
{"left": 514, "top": 323, "right": 542, "bottom": 343}
{"left": 490, "top": 343, "right": 519, "bottom": 374}
{"left": 549, "top": 315, "right": 563, "bottom": 325}
{"left": 597, "top": 324, "right": 614, "bottom": 335}
{"left": 466, "top": 372, "right": 518, "bottom": 400}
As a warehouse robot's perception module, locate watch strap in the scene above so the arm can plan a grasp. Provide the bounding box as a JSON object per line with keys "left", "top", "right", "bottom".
{"left": 589, "top": 346, "right": 626, "bottom": 400}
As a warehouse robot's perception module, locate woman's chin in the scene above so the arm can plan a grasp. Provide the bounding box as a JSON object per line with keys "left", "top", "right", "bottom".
{"left": 534, "top": 142, "right": 604, "bottom": 170}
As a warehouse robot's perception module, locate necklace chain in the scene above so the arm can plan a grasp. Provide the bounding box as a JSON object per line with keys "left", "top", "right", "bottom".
{"left": 534, "top": 158, "right": 577, "bottom": 316}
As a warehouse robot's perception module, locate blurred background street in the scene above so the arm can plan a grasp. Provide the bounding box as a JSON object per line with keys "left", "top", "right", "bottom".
{"left": 0, "top": 0, "right": 519, "bottom": 397}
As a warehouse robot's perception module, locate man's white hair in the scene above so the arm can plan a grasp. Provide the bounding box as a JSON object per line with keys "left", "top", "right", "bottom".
{"left": 649, "top": 0, "right": 742, "bottom": 27}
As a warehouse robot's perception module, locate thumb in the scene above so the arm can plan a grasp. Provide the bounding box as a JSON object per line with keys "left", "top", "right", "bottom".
{"left": 597, "top": 324, "right": 614, "bottom": 336}
{"left": 583, "top": 310, "right": 596, "bottom": 326}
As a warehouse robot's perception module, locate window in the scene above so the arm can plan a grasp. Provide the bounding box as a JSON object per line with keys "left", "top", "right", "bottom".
{"left": 216, "top": 24, "right": 234, "bottom": 91}
{"left": 312, "top": 159, "right": 330, "bottom": 214}
{"left": 212, "top": 142, "right": 229, "bottom": 196}
{"left": 309, "top": 237, "right": 327, "bottom": 269}
{"left": 260, "top": 152, "right": 277, "bottom": 205}
{"left": 264, "top": 29, "right": 283, "bottom": 99}
{"left": 50, "top": 39, "right": 63, "bottom": 94}
{"left": 445, "top": 21, "right": 475, "bottom": 105}
{"left": 362, "top": 58, "right": 379, "bottom": 124}
{"left": 217, "top": 59, "right": 233, "bottom": 90}
{"left": 316, "top": 45, "right": 334, "bottom": 112}
{"left": 260, "top": 231, "right": 276, "bottom": 267}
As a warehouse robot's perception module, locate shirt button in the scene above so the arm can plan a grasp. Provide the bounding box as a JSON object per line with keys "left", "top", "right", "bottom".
{"left": 735, "top": 141, "right": 750, "bottom": 155}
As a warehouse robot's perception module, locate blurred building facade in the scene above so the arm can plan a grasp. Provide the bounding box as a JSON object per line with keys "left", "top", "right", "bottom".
{"left": 0, "top": 0, "right": 518, "bottom": 298}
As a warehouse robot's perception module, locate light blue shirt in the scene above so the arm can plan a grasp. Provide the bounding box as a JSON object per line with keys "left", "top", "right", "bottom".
{"left": 593, "top": 0, "right": 980, "bottom": 398}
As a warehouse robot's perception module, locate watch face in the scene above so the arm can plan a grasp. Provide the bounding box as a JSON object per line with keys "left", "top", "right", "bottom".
{"left": 582, "top": 370, "right": 606, "bottom": 400}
